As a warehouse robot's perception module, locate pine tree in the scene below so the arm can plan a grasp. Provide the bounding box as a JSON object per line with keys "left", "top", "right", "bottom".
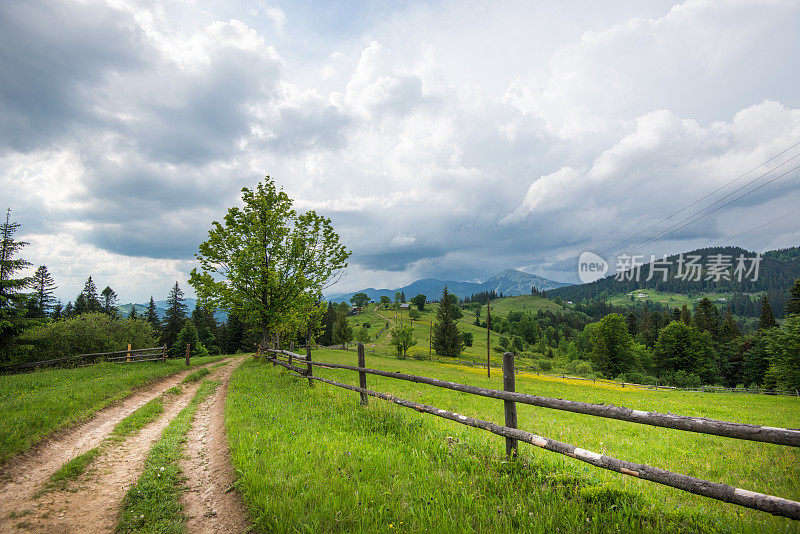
{"left": 63, "top": 301, "right": 74, "bottom": 318}
{"left": 30, "top": 265, "right": 57, "bottom": 318}
{"left": 432, "top": 286, "right": 463, "bottom": 358}
{"left": 720, "top": 307, "right": 741, "bottom": 342}
{"left": 332, "top": 311, "right": 353, "bottom": 348}
{"left": 75, "top": 276, "right": 101, "bottom": 315}
{"left": 680, "top": 304, "right": 693, "bottom": 326}
{"left": 0, "top": 208, "right": 33, "bottom": 352}
{"left": 786, "top": 279, "right": 800, "bottom": 316}
{"left": 318, "top": 302, "right": 336, "bottom": 346}
{"left": 145, "top": 296, "right": 161, "bottom": 331}
{"left": 170, "top": 320, "right": 209, "bottom": 359}
{"left": 191, "top": 303, "right": 218, "bottom": 354}
{"left": 100, "top": 286, "right": 118, "bottom": 316}
{"left": 694, "top": 298, "right": 720, "bottom": 340}
{"left": 52, "top": 300, "right": 63, "bottom": 320}
{"left": 162, "top": 282, "right": 188, "bottom": 351}
{"left": 221, "top": 312, "right": 245, "bottom": 354}
{"left": 128, "top": 306, "right": 138, "bottom": 320}
{"left": 758, "top": 295, "right": 778, "bottom": 330}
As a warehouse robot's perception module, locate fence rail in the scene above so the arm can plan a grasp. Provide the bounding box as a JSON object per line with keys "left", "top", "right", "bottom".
{"left": 0, "top": 345, "right": 168, "bottom": 374}
{"left": 263, "top": 344, "right": 800, "bottom": 521}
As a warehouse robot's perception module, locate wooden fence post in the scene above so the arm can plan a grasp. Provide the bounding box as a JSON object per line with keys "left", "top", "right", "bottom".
{"left": 185, "top": 343, "right": 190, "bottom": 366}
{"left": 126, "top": 343, "right": 131, "bottom": 362}
{"left": 502, "top": 352, "right": 518, "bottom": 458}
{"left": 306, "top": 333, "right": 313, "bottom": 387}
{"left": 358, "top": 343, "right": 368, "bottom": 406}
{"left": 162, "top": 344, "right": 167, "bottom": 361}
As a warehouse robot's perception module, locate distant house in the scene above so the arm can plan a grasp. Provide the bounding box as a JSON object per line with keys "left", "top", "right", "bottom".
{"left": 637, "top": 293, "right": 647, "bottom": 298}
{"left": 400, "top": 302, "right": 410, "bottom": 310}
{"left": 348, "top": 306, "right": 362, "bottom": 316}
{"left": 718, "top": 297, "right": 727, "bottom": 302}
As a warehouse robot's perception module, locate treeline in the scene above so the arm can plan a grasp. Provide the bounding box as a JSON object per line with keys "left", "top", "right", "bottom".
{"left": 549, "top": 246, "right": 800, "bottom": 304}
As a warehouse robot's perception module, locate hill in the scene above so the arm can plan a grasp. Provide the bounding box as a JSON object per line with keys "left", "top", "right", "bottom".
{"left": 325, "top": 269, "right": 569, "bottom": 303}
{"left": 118, "top": 298, "right": 228, "bottom": 323}
{"left": 548, "top": 245, "right": 800, "bottom": 316}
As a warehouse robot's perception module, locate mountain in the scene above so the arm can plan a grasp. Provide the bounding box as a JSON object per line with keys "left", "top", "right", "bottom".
{"left": 325, "top": 269, "right": 570, "bottom": 303}
{"left": 118, "top": 298, "right": 228, "bottom": 323}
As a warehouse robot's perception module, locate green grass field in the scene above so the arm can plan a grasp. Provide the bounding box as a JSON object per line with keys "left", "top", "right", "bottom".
{"left": 0, "top": 354, "right": 226, "bottom": 464}
{"left": 603, "top": 290, "right": 738, "bottom": 309}
{"left": 227, "top": 350, "right": 800, "bottom": 533}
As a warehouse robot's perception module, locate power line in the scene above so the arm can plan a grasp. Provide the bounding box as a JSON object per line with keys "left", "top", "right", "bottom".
{"left": 599, "top": 139, "right": 800, "bottom": 256}
{"left": 709, "top": 207, "right": 800, "bottom": 248}
{"left": 627, "top": 162, "right": 800, "bottom": 255}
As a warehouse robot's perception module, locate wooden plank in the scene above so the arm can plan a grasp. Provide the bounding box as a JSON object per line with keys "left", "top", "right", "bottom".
{"left": 306, "top": 373, "right": 800, "bottom": 521}
{"left": 502, "top": 352, "right": 517, "bottom": 458}
{"left": 358, "top": 343, "right": 368, "bottom": 406}
{"left": 265, "top": 350, "right": 800, "bottom": 447}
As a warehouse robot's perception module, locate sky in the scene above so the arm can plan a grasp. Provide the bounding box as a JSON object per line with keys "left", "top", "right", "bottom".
{"left": 2, "top": 0, "right": 800, "bottom": 304}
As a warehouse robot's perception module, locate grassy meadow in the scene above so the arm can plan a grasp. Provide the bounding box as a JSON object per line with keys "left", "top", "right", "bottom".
{"left": 0, "top": 354, "right": 226, "bottom": 464}
{"left": 227, "top": 349, "right": 800, "bottom": 533}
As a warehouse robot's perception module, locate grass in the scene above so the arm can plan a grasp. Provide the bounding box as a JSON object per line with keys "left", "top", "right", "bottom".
{"left": 110, "top": 397, "right": 166, "bottom": 441}
{"left": 227, "top": 351, "right": 800, "bottom": 533}
{"left": 0, "top": 355, "right": 224, "bottom": 464}
{"left": 43, "top": 448, "right": 100, "bottom": 492}
{"left": 117, "top": 379, "right": 219, "bottom": 534}
{"left": 181, "top": 367, "right": 211, "bottom": 384}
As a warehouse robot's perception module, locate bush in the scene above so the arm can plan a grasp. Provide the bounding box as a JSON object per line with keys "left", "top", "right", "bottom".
{"left": 6, "top": 314, "right": 158, "bottom": 364}
{"left": 538, "top": 360, "right": 552, "bottom": 372}
{"left": 461, "top": 332, "right": 473, "bottom": 347}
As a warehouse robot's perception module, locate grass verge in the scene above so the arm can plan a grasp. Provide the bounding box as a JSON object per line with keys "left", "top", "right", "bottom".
{"left": 181, "top": 367, "right": 211, "bottom": 384}
{"left": 0, "top": 355, "right": 225, "bottom": 464}
{"left": 116, "top": 379, "right": 219, "bottom": 533}
{"left": 42, "top": 448, "right": 100, "bottom": 492}
{"left": 227, "top": 353, "right": 799, "bottom": 533}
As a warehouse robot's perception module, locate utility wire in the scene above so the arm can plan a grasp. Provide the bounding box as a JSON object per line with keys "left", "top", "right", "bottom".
{"left": 709, "top": 207, "right": 800, "bottom": 248}
{"left": 626, "top": 162, "right": 800, "bottom": 255}
{"left": 599, "top": 139, "right": 800, "bottom": 256}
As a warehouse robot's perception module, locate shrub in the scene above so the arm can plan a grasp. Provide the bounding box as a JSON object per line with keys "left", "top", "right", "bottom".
{"left": 6, "top": 313, "right": 158, "bottom": 364}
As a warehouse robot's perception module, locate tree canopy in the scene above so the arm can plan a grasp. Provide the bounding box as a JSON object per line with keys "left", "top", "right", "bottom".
{"left": 190, "top": 176, "right": 350, "bottom": 341}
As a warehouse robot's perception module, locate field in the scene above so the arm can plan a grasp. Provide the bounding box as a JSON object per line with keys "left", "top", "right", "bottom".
{"left": 0, "top": 354, "right": 224, "bottom": 463}
{"left": 227, "top": 349, "right": 800, "bottom": 533}
{"left": 603, "top": 290, "right": 736, "bottom": 309}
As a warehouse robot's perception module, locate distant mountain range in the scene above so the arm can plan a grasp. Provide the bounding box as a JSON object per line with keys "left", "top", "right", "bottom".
{"left": 118, "top": 298, "right": 228, "bottom": 323}
{"left": 325, "top": 269, "right": 570, "bottom": 303}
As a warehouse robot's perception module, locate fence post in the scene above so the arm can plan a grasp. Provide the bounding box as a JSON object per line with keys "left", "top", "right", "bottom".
{"left": 502, "top": 352, "right": 518, "bottom": 458}
{"left": 358, "top": 342, "right": 368, "bottom": 406}
{"left": 162, "top": 344, "right": 167, "bottom": 361}
{"left": 306, "top": 332, "right": 313, "bottom": 387}
{"left": 126, "top": 343, "right": 131, "bottom": 362}
{"left": 185, "top": 343, "right": 190, "bottom": 366}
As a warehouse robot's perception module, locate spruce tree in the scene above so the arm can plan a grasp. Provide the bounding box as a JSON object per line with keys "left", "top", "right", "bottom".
{"left": 30, "top": 265, "right": 57, "bottom": 318}
{"left": 128, "top": 306, "right": 138, "bottom": 320}
{"left": 191, "top": 303, "right": 218, "bottom": 354}
{"left": 0, "top": 208, "right": 33, "bottom": 352}
{"left": 720, "top": 307, "right": 741, "bottom": 342}
{"left": 221, "top": 312, "right": 245, "bottom": 354}
{"left": 432, "top": 286, "right": 463, "bottom": 358}
{"left": 318, "top": 302, "right": 336, "bottom": 346}
{"left": 52, "top": 300, "right": 63, "bottom": 320}
{"left": 170, "top": 320, "right": 209, "bottom": 359}
{"left": 162, "top": 282, "right": 188, "bottom": 351}
{"left": 145, "top": 296, "right": 161, "bottom": 331}
{"left": 786, "top": 279, "right": 800, "bottom": 316}
{"left": 758, "top": 295, "right": 778, "bottom": 330}
{"left": 100, "top": 286, "right": 118, "bottom": 316}
{"left": 332, "top": 311, "right": 353, "bottom": 348}
{"left": 63, "top": 301, "right": 74, "bottom": 318}
{"left": 75, "top": 276, "right": 101, "bottom": 315}
{"left": 680, "top": 304, "right": 693, "bottom": 326}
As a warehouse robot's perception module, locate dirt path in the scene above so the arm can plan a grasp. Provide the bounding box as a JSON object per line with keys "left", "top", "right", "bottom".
{"left": 17, "top": 378, "right": 207, "bottom": 533}
{"left": 180, "top": 358, "right": 250, "bottom": 533}
{"left": 0, "top": 359, "right": 226, "bottom": 532}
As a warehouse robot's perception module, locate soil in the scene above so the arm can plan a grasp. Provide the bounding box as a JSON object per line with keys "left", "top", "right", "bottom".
{"left": 0, "top": 357, "right": 252, "bottom": 533}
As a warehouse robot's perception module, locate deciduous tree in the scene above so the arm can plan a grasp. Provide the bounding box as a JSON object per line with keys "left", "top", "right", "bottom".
{"left": 189, "top": 176, "right": 350, "bottom": 345}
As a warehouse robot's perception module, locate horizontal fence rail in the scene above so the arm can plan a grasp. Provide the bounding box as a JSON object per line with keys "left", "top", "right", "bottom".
{"left": 263, "top": 346, "right": 800, "bottom": 521}
{"left": 267, "top": 351, "right": 800, "bottom": 447}
{"left": 0, "top": 345, "right": 167, "bottom": 374}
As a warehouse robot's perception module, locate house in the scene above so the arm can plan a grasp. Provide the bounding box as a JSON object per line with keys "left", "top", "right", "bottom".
{"left": 400, "top": 302, "right": 410, "bottom": 310}
{"left": 348, "top": 306, "right": 362, "bottom": 316}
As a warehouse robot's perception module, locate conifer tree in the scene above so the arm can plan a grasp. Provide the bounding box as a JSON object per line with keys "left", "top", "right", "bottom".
{"left": 786, "top": 278, "right": 800, "bottom": 316}
{"left": 145, "top": 296, "right": 161, "bottom": 331}
{"left": 170, "top": 320, "right": 209, "bottom": 359}
{"left": 758, "top": 295, "right": 778, "bottom": 330}
{"left": 191, "top": 303, "right": 218, "bottom": 354}
{"left": 432, "top": 286, "right": 463, "bottom": 358}
{"left": 221, "top": 312, "right": 245, "bottom": 354}
{"left": 52, "top": 300, "right": 63, "bottom": 320}
{"left": 63, "top": 301, "right": 74, "bottom": 318}
{"left": 100, "top": 286, "right": 118, "bottom": 316}
{"left": 680, "top": 304, "right": 692, "bottom": 326}
{"left": 75, "top": 276, "right": 101, "bottom": 315}
{"left": 720, "top": 307, "right": 741, "bottom": 342}
{"left": 0, "top": 208, "right": 32, "bottom": 351}
{"left": 162, "top": 282, "right": 188, "bottom": 350}
{"left": 693, "top": 298, "right": 720, "bottom": 339}
{"left": 128, "top": 306, "right": 138, "bottom": 320}
{"left": 318, "top": 302, "right": 336, "bottom": 346}
{"left": 29, "top": 265, "right": 57, "bottom": 318}
{"left": 332, "top": 311, "right": 353, "bottom": 348}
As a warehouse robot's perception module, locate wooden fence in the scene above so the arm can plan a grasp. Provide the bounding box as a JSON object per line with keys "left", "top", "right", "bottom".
{"left": 263, "top": 343, "right": 800, "bottom": 521}
{"left": 0, "top": 345, "right": 167, "bottom": 374}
